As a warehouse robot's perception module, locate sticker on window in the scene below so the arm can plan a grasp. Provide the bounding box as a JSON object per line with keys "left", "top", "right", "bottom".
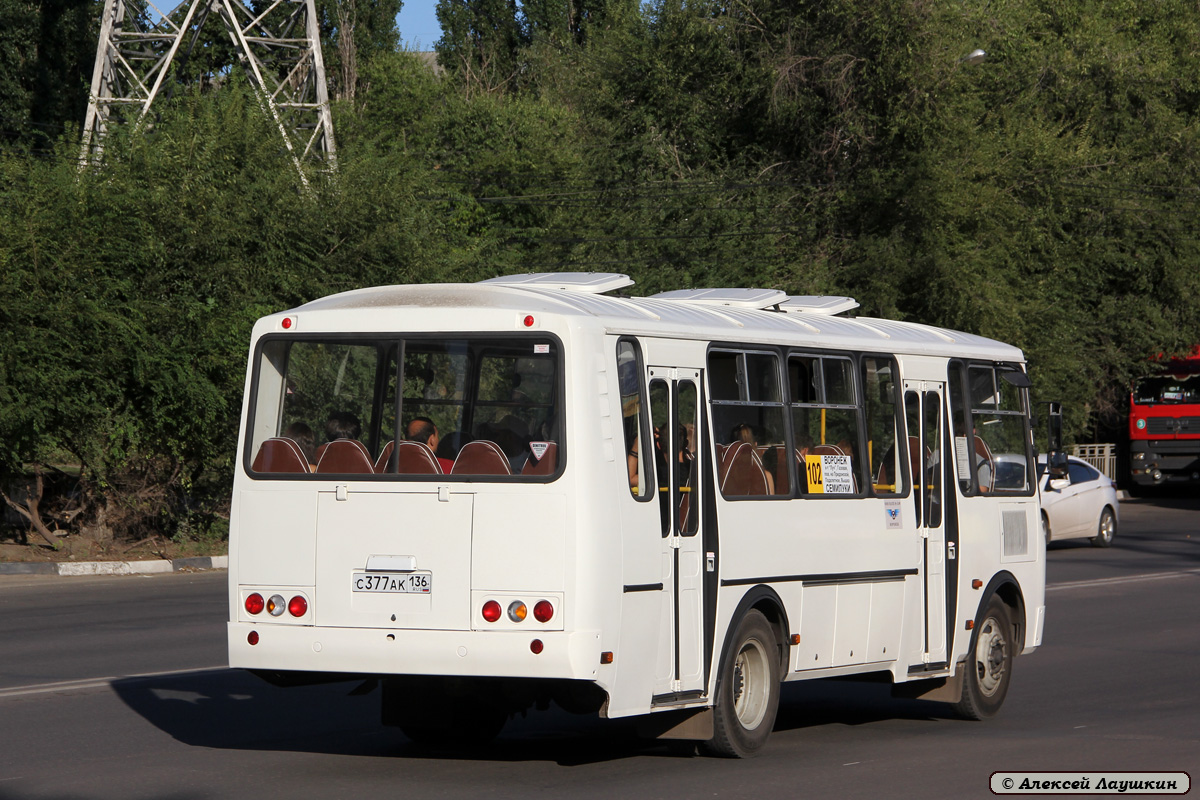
{"left": 804, "top": 454, "right": 854, "bottom": 494}
{"left": 534, "top": 344, "right": 550, "bottom": 354}
{"left": 955, "top": 436, "right": 970, "bottom": 478}
{"left": 529, "top": 441, "right": 550, "bottom": 462}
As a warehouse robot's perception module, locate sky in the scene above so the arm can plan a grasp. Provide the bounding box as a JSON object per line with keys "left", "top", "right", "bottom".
{"left": 396, "top": 1, "right": 443, "bottom": 51}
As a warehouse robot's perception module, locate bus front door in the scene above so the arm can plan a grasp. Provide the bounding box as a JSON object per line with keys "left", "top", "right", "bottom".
{"left": 905, "top": 382, "right": 949, "bottom": 667}
{"left": 649, "top": 368, "right": 705, "bottom": 700}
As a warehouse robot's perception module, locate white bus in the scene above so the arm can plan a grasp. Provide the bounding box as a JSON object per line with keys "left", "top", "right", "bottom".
{"left": 229, "top": 273, "right": 1047, "bottom": 757}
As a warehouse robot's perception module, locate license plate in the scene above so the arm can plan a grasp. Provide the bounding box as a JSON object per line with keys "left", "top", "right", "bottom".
{"left": 352, "top": 571, "right": 432, "bottom": 594}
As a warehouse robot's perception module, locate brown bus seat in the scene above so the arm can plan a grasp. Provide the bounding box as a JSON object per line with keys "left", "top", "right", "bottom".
{"left": 451, "top": 440, "right": 513, "bottom": 476}
{"left": 251, "top": 438, "right": 310, "bottom": 474}
{"left": 394, "top": 440, "right": 443, "bottom": 474}
{"left": 314, "top": 439, "right": 375, "bottom": 474}
{"left": 374, "top": 441, "right": 394, "bottom": 473}
{"left": 719, "top": 441, "right": 769, "bottom": 496}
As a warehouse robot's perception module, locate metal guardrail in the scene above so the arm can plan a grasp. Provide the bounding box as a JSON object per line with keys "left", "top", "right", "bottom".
{"left": 1070, "top": 443, "right": 1117, "bottom": 480}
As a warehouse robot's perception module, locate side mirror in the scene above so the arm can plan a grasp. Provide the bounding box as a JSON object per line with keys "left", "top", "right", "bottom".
{"left": 1048, "top": 476, "right": 1070, "bottom": 491}
{"left": 1046, "top": 402, "right": 1067, "bottom": 479}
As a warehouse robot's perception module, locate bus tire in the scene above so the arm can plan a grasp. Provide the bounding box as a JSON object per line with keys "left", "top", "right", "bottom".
{"left": 1091, "top": 507, "right": 1116, "bottom": 548}
{"left": 702, "top": 609, "right": 781, "bottom": 758}
{"left": 953, "top": 595, "right": 1013, "bottom": 720}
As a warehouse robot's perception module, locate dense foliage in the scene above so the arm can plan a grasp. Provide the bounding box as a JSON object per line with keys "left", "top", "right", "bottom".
{"left": 1, "top": 0, "right": 1198, "bottom": 545}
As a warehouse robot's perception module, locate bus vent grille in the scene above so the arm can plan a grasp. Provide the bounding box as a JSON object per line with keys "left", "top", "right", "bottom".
{"left": 1002, "top": 510, "right": 1028, "bottom": 557}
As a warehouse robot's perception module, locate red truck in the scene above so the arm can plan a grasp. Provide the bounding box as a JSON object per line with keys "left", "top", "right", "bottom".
{"left": 1128, "top": 346, "right": 1200, "bottom": 491}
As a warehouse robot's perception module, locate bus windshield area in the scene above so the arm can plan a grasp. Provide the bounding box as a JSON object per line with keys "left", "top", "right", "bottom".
{"left": 1133, "top": 374, "right": 1200, "bottom": 405}
{"left": 246, "top": 336, "right": 561, "bottom": 478}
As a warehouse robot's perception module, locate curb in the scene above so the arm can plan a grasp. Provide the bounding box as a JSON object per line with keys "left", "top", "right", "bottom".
{"left": 0, "top": 555, "right": 228, "bottom": 577}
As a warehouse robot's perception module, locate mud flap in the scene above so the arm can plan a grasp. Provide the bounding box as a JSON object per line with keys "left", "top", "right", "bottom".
{"left": 636, "top": 707, "right": 714, "bottom": 740}
{"left": 892, "top": 670, "right": 964, "bottom": 704}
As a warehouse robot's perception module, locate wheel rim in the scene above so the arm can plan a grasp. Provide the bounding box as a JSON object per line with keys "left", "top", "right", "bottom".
{"left": 973, "top": 615, "right": 1008, "bottom": 698}
{"left": 1097, "top": 511, "right": 1114, "bottom": 543}
{"left": 731, "top": 637, "right": 771, "bottom": 729}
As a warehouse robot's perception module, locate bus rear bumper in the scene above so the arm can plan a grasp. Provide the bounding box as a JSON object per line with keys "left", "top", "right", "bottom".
{"left": 228, "top": 622, "right": 603, "bottom": 681}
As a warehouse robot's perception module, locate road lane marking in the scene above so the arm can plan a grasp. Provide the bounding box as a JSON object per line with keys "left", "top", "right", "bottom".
{"left": 0, "top": 666, "right": 229, "bottom": 699}
{"left": 1047, "top": 568, "right": 1200, "bottom": 592}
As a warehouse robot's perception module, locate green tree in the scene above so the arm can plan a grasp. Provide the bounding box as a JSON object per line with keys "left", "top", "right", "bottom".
{"left": 436, "top": 0, "right": 525, "bottom": 94}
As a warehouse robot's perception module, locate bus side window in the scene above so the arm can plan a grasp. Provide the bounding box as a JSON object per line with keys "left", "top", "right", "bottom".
{"left": 617, "top": 339, "right": 653, "bottom": 501}
{"left": 790, "top": 354, "right": 861, "bottom": 497}
{"left": 863, "top": 356, "right": 905, "bottom": 496}
{"left": 710, "top": 349, "right": 787, "bottom": 498}
{"left": 649, "top": 379, "right": 671, "bottom": 533}
{"left": 905, "top": 391, "right": 922, "bottom": 527}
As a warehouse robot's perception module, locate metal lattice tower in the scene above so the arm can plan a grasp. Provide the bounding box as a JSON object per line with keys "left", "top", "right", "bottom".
{"left": 81, "top": 0, "right": 336, "bottom": 179}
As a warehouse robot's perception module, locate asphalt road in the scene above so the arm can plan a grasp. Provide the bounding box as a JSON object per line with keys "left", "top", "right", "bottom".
{"left": 0, "top": 495, "right": 1196, "bottom": 800}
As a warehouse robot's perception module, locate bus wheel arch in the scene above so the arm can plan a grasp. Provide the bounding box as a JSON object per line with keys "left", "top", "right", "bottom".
{"left": 718, "top": 586, "right": 791, "bottom": 676}
{"left": 702, "top": 587, "right": 789, "bottom": 758}
{"left": 955, "top": 574, "right": 1024, "bottom": 720}
{"left": 985, "top": 573, "right": 1025, "bottom": 653}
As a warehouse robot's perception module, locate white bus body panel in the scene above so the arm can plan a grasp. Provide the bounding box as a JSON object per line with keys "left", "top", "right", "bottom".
{"left": 229, "top": 283, "right": 1045, "bottom": 721}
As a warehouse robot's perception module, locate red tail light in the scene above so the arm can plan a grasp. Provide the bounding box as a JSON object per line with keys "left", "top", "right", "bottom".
{"left": 533, "top": 600, "right": 554, "bottom": 623}
{"left": 245, "top": 593, "right": 265, "bottom": 615}
{"left": 482, "top": 600, "right": 502, "bottom": 622}
{"left": 288, "top": 595, "right": 308, "bottom": 617}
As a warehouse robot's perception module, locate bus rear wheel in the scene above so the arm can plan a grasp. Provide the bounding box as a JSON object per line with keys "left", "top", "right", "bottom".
{"left": 702, "top": 610, "right": 781, "bottom": 758}
{"left": 953, "top": 596, "right": 1013, "bottom": 720}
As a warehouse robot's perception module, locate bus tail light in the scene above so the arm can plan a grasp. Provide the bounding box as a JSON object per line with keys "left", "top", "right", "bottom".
{"left": 267, "top": 594, "right": 286, "bottom": 616}
{"left": 482, "top": 600, "right": 502, "bottom": 623}
{"left": 507, "top": 601, "right": 528, "bottom": 622}
{"left": 245, "top": 593, "right": 265, "bottom": 615}
{"left": 288, "top": 595, "right": 308, "bottom": 617}
{"left": 533, "top": 600, "right": 554, "bottom": 623}
{"left": 248, "top": 631, "right": 260, "bottom": 645}
{"left": 530, "top": 639, "right": 544, "bottom": 654}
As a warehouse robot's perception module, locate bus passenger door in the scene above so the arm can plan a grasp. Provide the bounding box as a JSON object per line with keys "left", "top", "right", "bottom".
{"left": 649, "top": 368, "right": 706, "bottom": 699}
{"left": 905, "top": 383, "right": 948, "bottom": 667}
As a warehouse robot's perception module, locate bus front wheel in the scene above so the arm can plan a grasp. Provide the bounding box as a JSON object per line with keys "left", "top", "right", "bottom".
{"left": 703, "top": 610, "right": 781, "bottom": 758}
{"left": 953, "top": 595, "right": 1013, "bottom": 720}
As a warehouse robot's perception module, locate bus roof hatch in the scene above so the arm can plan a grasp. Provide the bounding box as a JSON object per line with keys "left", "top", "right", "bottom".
{"left": 649, "top": 287, "right": 789, "bottom": 309}
{"left": 777, "top": 296, "right": 860, "bottom": 316}
{"left": 479, "top": 272, "right": 635, "bottom": 294}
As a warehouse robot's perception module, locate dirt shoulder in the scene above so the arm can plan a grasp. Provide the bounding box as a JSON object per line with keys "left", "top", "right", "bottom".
{"left": 0, "top": 536, "right": 226, "bottom": 564}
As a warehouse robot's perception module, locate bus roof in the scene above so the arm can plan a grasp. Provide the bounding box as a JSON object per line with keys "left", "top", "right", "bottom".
{"left": 291, "top": 279, "right": 1025, "bottom": 362}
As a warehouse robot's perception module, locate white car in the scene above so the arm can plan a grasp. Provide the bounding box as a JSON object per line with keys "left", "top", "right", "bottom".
{"left": 1037, "top": 454, "right": 1119, "bottom": 547}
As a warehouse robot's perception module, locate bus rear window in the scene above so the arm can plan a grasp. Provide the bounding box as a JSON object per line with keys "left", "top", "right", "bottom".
{"left": 246, "top": 336, "right": 561, "bottom": 479}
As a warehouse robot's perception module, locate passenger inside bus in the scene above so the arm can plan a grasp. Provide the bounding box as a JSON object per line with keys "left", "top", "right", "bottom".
{"left": 323, "top": 411, "right": 361, "bottom": 443}
{"left": 407, "top": 417, "right": 455, "bottom": 473}
{"left": 284, "top": 422, "right": 317, "bottom": 470}
{"left": 315, "top": 412, "right": 373, "bottom": 474}
{"left": 625, "top": 416, "right": 641, "bottom": 490}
